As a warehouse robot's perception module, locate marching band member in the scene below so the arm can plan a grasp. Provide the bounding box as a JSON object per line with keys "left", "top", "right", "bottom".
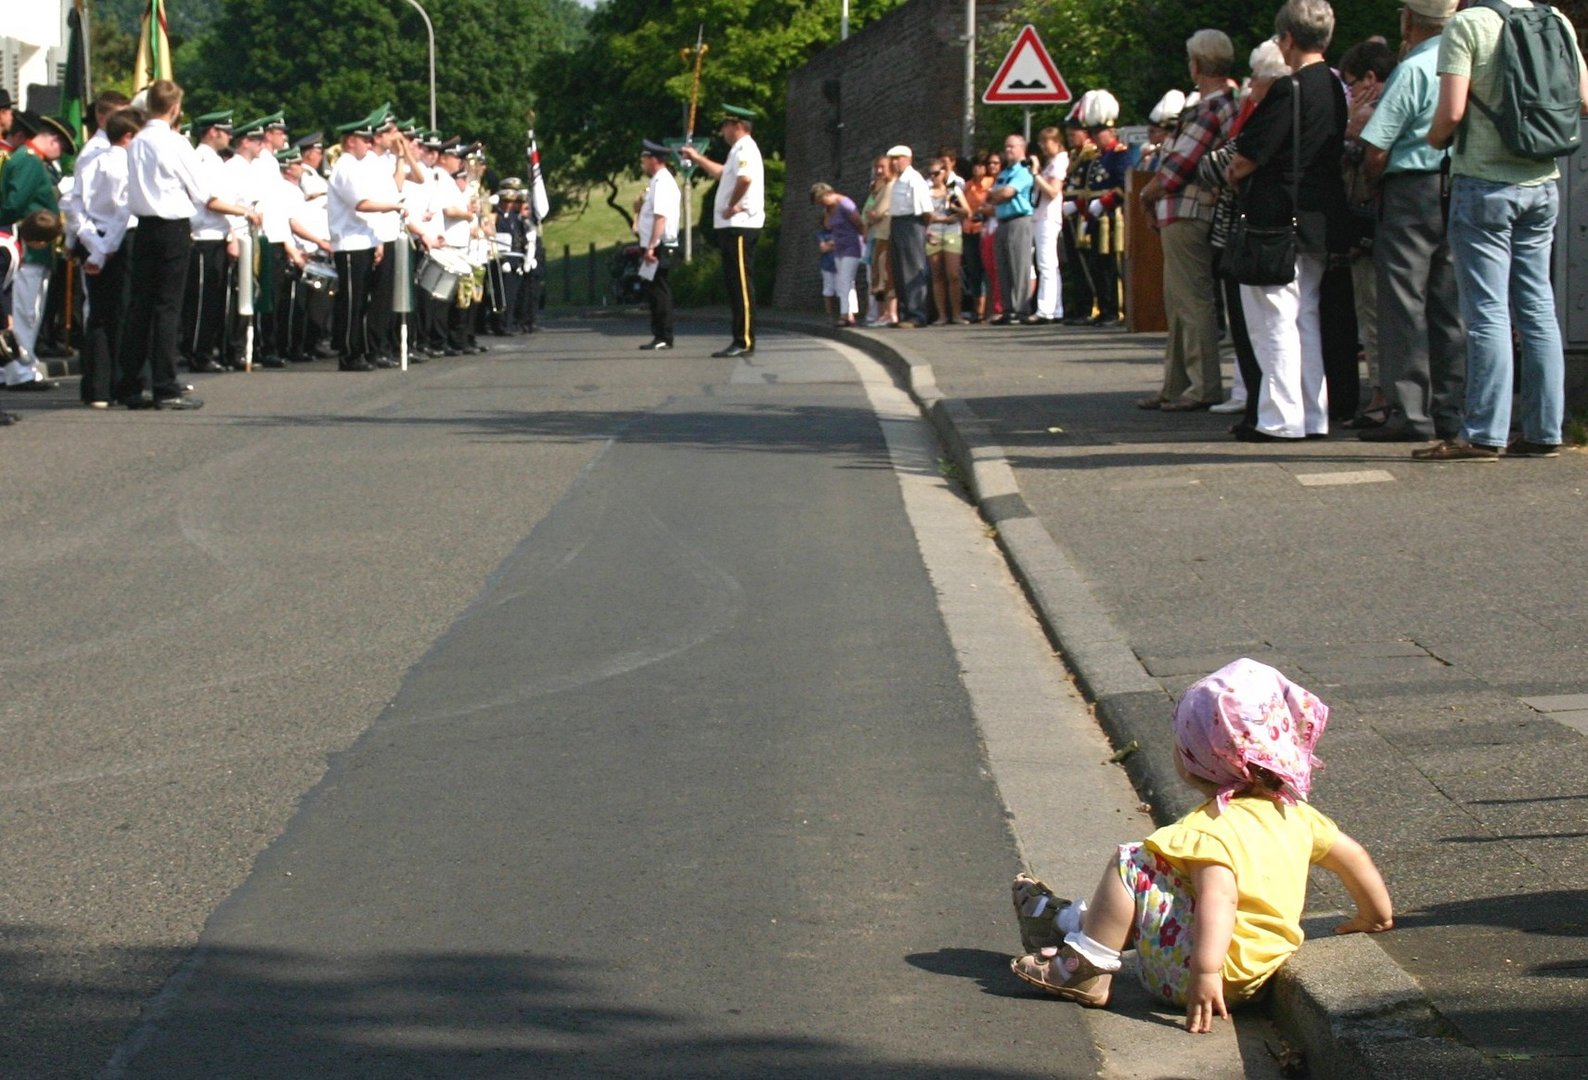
{"left": 118, "top": 79, "right": 259, "bottom": 409}
{"left": 327, "top": 111, "right": 401, "bottom": 372}
{"left": 0, "top": 110, "right": 75, "bottom": 389}
{"left": 74, "top": 107, "right": 141, "bottom": 407}
{"left": 183, "top": 110, "right": 235, "bottom": 372}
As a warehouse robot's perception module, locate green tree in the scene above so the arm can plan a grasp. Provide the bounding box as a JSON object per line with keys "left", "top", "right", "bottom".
{"left": 179, "top": 0, "right": 585, "bottom": 174}
{"left": 532, "top": 0, "right": 907, "bottom": 223}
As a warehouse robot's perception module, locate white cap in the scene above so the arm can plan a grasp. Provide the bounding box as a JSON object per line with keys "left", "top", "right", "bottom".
{"left": 1081, "top": 89, "right": 1120, "bottom": 129}
{"left": 886, "top": 144, "right": 912, "bottom": 158}
{"left": 1148, "top": 90, "right": 1186, "bottom": 126}
{"left": 1183, "top": 90, "right": 1202, "bottom": 112}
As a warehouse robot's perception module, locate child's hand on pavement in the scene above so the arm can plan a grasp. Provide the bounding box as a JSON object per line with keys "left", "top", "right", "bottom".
{"left": 1186, "top": 972, "right": 1228, "bottom": 1033}
{"left": 1333, "top": 912, "right": 1394, "bottom": 935}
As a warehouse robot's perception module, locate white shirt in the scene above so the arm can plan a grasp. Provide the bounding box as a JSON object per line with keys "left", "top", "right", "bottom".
{"left": 189, "top": 143, "right": 233, "bottom": 240}
{"left": 327, "top": 151, "right": 380, "bottom": 252}
{"left": 298, "top": 164, "right": 328, "bottom": 201}
{"left": 252, "top": 153, "right": 292, "bottom": 243}
{"left": 440, "top": 178, "right": 473, "bottom": 248}
{"left": 712, "top": 134, "right": 764, "bottom": 229}
{"left": 224, "top": 153, "right": 269, "bottom": 238}
{"left": 61, "top": 129, "right": 110, "bottom": 243}
{"left": 361, "top": 151, "right": 403, "bottom": 243}
{"left": 1037, "top": 152, "right": 1070, "bottom": 223}
{"left": 127, "top": 118, "right": 210, "bottom": 221}
{"left": 76, "top": 143, "right": 135, "bottom": 266}
{"left": 889, "top": 164, "right": 933, "bottom": 217}
{"left": 638, "top": 167, "right": 681, "bottom": 247}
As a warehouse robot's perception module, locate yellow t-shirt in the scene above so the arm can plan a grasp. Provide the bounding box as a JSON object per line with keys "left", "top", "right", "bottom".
{"left": 1145, "top": 796, "right": 1340, "bottom": 990}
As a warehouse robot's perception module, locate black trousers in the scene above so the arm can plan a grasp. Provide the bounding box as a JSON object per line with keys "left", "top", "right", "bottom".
{"left": 643, "top": 248, "right": 675, "bottom": 344}
{"left": 1062, "top": 224, "right": 1092, "bottom": 319}
{"left": 182, "top": 238, "right": 228, "bottom": 364}
{"left": 116, "top": 217, "right": 192, "bottom": 402}
{"left": 1319, "top": 260, "right": 1360, "bottom": 421}
{"left": 333, "top": 248, "right": 375, "bottom": 363}
{"left": 81, "top": 247, "right": 126, "bottom": 404}
{"left": 366, "top": 240, "right": 397, "bottom": 358}
{"left": 716, "top": 227, "right": 760, "bottom": 349}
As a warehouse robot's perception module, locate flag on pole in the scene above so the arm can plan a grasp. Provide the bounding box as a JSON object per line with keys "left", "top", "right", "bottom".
{"left": 526, "top": 132, "right": 551, "bottom": 223}
{"left": 134, "top": 0, "right": 173, "bottom": 89}
{"left": 59, "top": 1, "right": 91, "bottom": 153}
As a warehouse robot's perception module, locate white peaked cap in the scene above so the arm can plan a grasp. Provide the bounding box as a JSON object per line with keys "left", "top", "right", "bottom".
{"left": 1148, "top": 90, "right": 1186, "bottom": 126}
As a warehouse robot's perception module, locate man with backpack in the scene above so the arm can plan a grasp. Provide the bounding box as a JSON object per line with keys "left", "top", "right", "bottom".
{"left": 1418, "top": 0, "right": 1588, "bottom": 461}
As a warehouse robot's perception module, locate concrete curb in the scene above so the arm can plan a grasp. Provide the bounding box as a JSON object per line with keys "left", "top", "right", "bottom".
{"left": 756, "top": 311, "right": 1497, "bottom": 1080}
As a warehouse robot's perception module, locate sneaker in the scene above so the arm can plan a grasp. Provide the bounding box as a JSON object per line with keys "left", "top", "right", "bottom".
{"left": 1011, "top": 873, "right": 1068, "bottom": 952}
{"left": 1507, "top": 439, "right": 1561, "bottom": 458}
{"left": 1411, "top": 438, "right": 1500, "bottom": 462}
{"left": 1010, "top": 945, "right": 1113, "bottom": 1007}
{"left": 1208, "top": 398, "right": 1247, "bottom": 414}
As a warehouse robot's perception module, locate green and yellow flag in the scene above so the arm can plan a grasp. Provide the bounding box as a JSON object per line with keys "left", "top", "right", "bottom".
{"left": 133, "top": 0, "right": 173, "bottom": 89}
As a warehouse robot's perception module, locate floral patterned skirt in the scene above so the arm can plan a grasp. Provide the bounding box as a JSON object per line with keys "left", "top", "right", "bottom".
{"left": 1115, "top": 842, "right": 1198, "bottom": 1006}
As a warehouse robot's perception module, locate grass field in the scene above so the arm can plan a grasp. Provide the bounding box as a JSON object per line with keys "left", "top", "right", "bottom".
{"left": 539, "top": 174, "right": 713, "bottom": 307}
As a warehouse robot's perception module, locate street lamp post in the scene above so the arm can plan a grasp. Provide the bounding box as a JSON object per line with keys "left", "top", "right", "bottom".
{"left": 403, "top": 0, "right": 438, "bottom": 131}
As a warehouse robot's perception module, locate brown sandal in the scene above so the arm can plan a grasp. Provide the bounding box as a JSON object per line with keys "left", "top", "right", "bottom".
{"left": 1135, "top": 395, "right": 1168, "bottom": 410}
{"left": 1160, "top": 397, "right": 1213, "bottom": 412}
{"left": 1010, "top": 946, "right": 1113, "bottom": 1007}
{"left": 1011, "top": 873, "right": 1068, "bottom": 953}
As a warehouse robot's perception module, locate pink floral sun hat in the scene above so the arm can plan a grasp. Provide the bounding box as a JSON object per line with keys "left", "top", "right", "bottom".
{"left": 1171, "top": 657, "right": 1329, "bottom": 810}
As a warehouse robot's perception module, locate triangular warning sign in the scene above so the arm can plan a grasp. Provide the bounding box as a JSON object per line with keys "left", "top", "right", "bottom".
{"left": 983, "top": 25, "right": 1071, "bottom": 105}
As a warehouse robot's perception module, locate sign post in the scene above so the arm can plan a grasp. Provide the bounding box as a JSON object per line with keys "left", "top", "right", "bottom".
{"left": 983, "top": 24, "right": 1072, "bottom": 141}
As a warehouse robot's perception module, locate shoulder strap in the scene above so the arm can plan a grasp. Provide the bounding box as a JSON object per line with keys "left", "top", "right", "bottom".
{"left": 1290, "top": 76, "right": 1301, "bottom": 222}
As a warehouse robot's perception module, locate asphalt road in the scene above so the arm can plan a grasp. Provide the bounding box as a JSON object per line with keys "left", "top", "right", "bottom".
{"left": 0, "top": 323, "right": 1137, "bottom": 1078}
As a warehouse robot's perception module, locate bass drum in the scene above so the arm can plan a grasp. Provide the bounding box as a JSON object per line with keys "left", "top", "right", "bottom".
{"left": 301, "top": 257, "right": 338, "bottom": 294}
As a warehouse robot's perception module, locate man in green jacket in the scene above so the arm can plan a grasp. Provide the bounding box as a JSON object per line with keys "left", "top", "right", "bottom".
{"left": 0, "top": 111, "right": 74, "bottom": 388}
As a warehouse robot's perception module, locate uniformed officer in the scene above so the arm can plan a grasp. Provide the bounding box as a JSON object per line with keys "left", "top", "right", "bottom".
{"left": 1069, "top": 90, "right": 1130, "bottom": 325}
{"left": 327, "top": 111, "right": 401, "bottom": 371}
{"left": 183, "top": 110, "right": 234, "bottom": 371}
{"left": 0, "top": 110, "right": 74, "bottom": 388}
{"left": 636, "top": 140, "right": 681, "bottom": 350}
{"left": 488, "top": 177, "right": 527, "bottom": 335}
{"left": 680, "top": 103, "right": 764, "bottom": 358}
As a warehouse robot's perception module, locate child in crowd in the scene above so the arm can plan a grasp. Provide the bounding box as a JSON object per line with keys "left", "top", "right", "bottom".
{"left": 1009, "top": 658, "right": 1393, "bottom": 1033}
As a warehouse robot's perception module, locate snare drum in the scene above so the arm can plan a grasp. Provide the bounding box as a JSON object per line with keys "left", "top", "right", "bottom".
{"left": 301, "top": 258, "right": 338, "bottom": 293}
{"left": 417, "top": 248, "right": 473, "bottom": 302}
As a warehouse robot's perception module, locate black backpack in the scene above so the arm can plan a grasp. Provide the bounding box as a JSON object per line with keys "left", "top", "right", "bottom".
{"left": 1465, "top": 0, "right": 1584, "bottom": 161}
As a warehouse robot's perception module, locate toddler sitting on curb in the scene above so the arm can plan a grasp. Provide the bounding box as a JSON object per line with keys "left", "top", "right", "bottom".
{"left": 1010, "top": 658, "right": 1394, "bottom": 1033}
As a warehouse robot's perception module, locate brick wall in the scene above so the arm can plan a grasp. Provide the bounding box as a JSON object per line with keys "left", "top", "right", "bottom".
{"left": 775, "top": 0, "right": 1015, "bottom": 310}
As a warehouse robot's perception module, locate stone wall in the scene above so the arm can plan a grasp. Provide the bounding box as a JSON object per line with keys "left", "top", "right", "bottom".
{"left": 776, "top": 0, "right": 1015, "bottom": 311}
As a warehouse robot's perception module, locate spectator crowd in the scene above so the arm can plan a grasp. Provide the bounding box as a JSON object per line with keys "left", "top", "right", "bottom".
{"left": 810, "top": 0, "right": 1588, "bottom": 457}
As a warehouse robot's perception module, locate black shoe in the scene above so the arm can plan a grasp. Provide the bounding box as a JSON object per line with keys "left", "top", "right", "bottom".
{"left": 0, "top": 410, "right": 20, "bottom": 424}
{"left": 35, "top": 341, "right": 74, "bottom": 359}
{"left": 1507, "top": 438, "right": 1561, "bottom": 458}
{"left": 371, "top": 356, "right": 399, "bottom": 369}
{"left": 339, "top": 360, "right": 375, "bottom": 372}
{"left": 260, "top": 356, "right": 287, "bottom": 369}
{"left": 443, "top": 348, "right": 463, "bottom": 357}
{"left": 711, "top": 345, "right": 754, "bottom": 358}
{"left": 989, "top": 315, "right": 1013, "bottom": 326}
{"left": 406, "top": 352, "right": 428, "bottom": 364}
{"left": 5, "top": 378, "right": 59, "bottom": 392}
{"left": 471, "top": 343, "right": 488, "bottom": 353}
{"left": 639, "top": 340, "right": 672, "bottom": 350}
{"left": 190, "top": 359, "right": 226, "bottom": 374}
{"left": 153, "top": 396, "right": 204, "bottom": 410}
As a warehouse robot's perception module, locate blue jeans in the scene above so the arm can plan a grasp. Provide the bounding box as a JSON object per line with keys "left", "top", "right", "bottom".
{"left": 1447, "top": 176, "right": 1563, "bottom": 448}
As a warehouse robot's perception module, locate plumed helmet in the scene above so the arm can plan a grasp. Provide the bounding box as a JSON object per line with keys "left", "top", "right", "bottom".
{"left": 1080, "top": 89, "right": 1119, "bottom": 130}
{"left": 1148, "top": 89, "right": 1186, "bottom": 127}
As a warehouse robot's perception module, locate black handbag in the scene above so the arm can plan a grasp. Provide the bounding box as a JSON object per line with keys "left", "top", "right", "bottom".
{"left": 1222, "top": 77, "right": 1300, "bottom": 287}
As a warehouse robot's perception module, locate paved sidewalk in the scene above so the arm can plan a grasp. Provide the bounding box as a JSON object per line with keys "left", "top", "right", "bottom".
{"left": 762, "top": 310, "right": 1587, "bottom": 1078}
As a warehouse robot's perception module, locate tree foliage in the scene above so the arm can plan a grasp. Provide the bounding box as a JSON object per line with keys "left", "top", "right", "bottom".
{"left": 981, "top": 0, "right": 1403, "bottom": 137}
{"left": 176, "top": 0, "right": 586, "bottom": 176}
{"left": 531, "top": 0, "right": 908, "bottom": 216}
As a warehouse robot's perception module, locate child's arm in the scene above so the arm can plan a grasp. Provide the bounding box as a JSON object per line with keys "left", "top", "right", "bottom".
{"left": 1318, "top": 833, "right": 1394, "bottom": 934}
{"left": 1186, "top": 861, "right": 1238, "bottom": 1034}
